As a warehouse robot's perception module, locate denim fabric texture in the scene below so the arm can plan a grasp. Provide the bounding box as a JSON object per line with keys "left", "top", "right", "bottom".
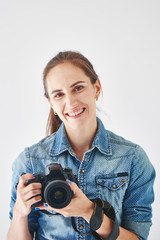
{"left": 9, "top": 118, "right": 155, "bottom": 240}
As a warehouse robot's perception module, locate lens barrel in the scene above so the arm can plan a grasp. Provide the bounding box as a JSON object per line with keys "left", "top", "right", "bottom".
{"left": 44, "top": 180, "right": 73, "bottom": 209}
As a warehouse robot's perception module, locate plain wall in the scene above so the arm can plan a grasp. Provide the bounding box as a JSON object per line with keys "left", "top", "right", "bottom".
{"left": 0, "top": 0, "right": 159, "bottom": 239}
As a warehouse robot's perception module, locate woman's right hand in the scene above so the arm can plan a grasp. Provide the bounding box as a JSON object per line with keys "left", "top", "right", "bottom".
{"left": 14, "top": 173, "right": 42, "bottom": 217}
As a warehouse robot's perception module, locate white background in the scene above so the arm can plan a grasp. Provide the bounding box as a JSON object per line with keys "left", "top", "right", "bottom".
{"left": 0, "top": 0, "right": 159, "bottom": 239}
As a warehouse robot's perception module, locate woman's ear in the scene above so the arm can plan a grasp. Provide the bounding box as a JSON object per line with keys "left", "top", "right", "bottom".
{"left": 95, "top": 79, "right": 101, "bottom": 100}
{"left": 48, "top": 99, "right": 57, "bottom": 115}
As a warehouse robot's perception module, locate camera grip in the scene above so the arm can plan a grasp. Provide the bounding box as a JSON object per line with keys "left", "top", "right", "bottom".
{"left": 25, "top": 178, "right": 36, "bottom": 186}
{"left": 25, "top": 178, "right": 43, "bottom": 208}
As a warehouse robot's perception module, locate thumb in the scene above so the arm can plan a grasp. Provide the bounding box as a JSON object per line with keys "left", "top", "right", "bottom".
{"left": 66, "top": 179, "right": 81, "bottom": 196}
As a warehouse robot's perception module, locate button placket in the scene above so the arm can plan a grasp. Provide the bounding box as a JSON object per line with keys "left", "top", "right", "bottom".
{"left": 77, "top": 153, "right": 91, "bottom": 238}
{"left": 79, "top": 225, "right": 84, "bottom": 230}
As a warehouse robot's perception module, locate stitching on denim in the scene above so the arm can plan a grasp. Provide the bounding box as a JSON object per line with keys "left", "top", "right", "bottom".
{"left": 107, "top": 152, "right": 135, "bottom": 160}
{"left": 25, "top": 147, "right": 33, "bottom": 173}
{"left": 110, "top": 137, "right": 137, "bottom": 148}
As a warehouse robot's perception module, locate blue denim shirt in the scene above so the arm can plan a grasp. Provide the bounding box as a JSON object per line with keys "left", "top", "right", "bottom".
{"left": 9, "top": 118, "right": 155, "bottom": 240}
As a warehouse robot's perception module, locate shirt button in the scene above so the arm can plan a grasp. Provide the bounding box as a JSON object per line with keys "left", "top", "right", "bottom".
{"left": 81, "top": 169, "right": 85, "bottom": 173}
{"left": 112, "top": 185, "right": 117, "bottom": 189}
{"left": 79, "top": 225, "right": 84, "bottom": 230}
{"left": 120, "top": 178, "right": 126, "bottom": 184}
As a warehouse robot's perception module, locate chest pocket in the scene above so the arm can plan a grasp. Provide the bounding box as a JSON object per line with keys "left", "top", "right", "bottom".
{"left": 95, "top": 172, "right": 129, "bottom": 213}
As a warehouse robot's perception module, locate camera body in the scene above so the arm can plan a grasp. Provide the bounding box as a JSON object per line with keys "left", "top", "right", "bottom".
{"left": 26, "top": 163, "right": 76, "bottom": 209}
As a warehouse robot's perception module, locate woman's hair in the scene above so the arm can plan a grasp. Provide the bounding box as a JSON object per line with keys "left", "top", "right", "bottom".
{"left": 43, "top": 50, "right": 99, "bottom": 136}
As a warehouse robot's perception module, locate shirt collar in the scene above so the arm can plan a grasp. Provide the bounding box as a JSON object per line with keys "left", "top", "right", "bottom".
{"left": 49, "top": 117, "right": 112, "bottom": 156}
{"left": 91, "top": 117, "right": 112, "bottom": 155}
{"left": 49, "top": 123, "right": 71, "bottom": 156}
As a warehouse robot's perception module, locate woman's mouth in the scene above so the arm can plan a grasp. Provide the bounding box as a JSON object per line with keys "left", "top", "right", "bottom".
{"left": 66, "top": 108, "right": 85, "bottom": 118}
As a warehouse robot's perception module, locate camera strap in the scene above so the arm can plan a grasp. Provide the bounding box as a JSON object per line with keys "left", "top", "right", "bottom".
{"left": 71, "top": 199, "right": 119, "bottom": 240}
{"left": 38, "top": 198, "right": 119, "bottom": 240}
{"left": 39, "top": 210, "right": 102, "bottom": 239}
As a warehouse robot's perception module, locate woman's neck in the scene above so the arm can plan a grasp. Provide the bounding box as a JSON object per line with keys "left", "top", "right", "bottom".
{"left": 65, "top": 119, "right": 98, "bottom": 161}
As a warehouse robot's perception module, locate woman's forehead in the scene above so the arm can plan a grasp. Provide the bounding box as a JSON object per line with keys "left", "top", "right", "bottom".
{"left": 46, "top": 62, "right": 90, "bottom": 85}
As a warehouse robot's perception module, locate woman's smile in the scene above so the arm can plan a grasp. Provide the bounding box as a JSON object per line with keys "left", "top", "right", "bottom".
{"left": 66, "top": 107, "right": 86, "bottom": 118}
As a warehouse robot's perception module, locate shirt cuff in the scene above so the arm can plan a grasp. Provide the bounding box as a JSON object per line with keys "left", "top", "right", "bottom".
{"left": 121, "top": 220, "right": 152, "bottom": 240}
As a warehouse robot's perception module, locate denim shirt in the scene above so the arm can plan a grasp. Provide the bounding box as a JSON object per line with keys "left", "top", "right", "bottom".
{"left": 9, "top": 118, "right": 155, "bottom": 240}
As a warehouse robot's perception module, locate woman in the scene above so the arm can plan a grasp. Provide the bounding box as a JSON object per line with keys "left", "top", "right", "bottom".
{"left": 7, "top": 51, "right": 155, "bottom": 240}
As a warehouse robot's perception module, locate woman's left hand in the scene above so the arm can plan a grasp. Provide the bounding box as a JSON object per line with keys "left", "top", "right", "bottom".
{"left": 36, "top": 180, "right": 94, "bottom": 222}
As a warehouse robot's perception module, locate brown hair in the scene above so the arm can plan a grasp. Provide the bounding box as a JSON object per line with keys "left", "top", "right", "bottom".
{"left": 43, "top": 50, "right": 99, "bottom": 136}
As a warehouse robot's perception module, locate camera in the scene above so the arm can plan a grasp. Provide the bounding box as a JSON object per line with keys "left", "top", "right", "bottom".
{"left": 26, "top": 163, "right": 76, "bottom": 209}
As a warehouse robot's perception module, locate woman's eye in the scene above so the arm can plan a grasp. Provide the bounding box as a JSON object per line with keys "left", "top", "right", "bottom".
{"left": 74, "top": 85, "right": 84, "bottom": 92}
{"left": 54, "top": 93, "right": 63, "bottom": 99}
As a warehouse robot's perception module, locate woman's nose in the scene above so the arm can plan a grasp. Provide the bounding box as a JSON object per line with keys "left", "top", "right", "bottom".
{"left": 65, "top": 94, "right": 76, "bottom": 106}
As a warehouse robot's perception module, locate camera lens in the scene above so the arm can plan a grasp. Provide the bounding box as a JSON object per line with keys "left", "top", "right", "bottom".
{"left": 54, "top": 190, "right": 63, "bottom": 200}
{"left": 44, "top": 180, "right": 73, "bottom": 209}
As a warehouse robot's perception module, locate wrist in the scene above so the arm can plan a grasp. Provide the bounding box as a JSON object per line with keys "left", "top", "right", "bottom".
{"left": 81, "top": 200, "right": 94, "bottom": 223}
{"left": 13, "top": 203, "right": 29, "bottom": 219}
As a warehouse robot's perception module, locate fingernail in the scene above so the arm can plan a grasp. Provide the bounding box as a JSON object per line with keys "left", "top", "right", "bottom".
{"left": 33, "top": 174, "right": 36, "bottom": 177}
{"left": 35, "top": 208, "right": 40, "bottom": 211}
{"left": 67, "top": 179, "right": 72, "bottom": 185}
{"left": 43, "top": 203, "right": 48, "bottom": 207}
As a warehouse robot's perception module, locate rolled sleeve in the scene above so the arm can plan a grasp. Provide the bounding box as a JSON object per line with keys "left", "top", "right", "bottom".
{"left": 122, "top": 221, "right": 152, "bottom": 240}
{"left": 9, "top": 148, "right": 39, "bottom": 236}
{"left": 122, "top": 145, "right": 156, "bottom": 239}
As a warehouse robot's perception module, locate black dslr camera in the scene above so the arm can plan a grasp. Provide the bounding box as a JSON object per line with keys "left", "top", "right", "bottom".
{"left": 26, "top": 163, "right": 76, "bottom": 209}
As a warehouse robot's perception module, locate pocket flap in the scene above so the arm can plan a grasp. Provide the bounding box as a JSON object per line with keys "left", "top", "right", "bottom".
{"left": 96, "top": 173, "right": 129, "bottom": 190}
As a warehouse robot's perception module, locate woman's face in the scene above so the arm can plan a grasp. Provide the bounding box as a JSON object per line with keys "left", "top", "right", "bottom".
{"left": 46, "top": 63, "right": 101, "bottom": 132}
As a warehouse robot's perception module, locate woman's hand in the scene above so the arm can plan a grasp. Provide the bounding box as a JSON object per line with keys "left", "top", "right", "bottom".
{"left": 14, "top": 173, "right": 42, "bottom": 217}
{"left": 37, "top": 180, "right": 94, "bottom": 222}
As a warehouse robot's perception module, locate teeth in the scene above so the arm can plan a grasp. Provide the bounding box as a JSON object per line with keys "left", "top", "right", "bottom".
{"left": 68, "top": 108, "right": 84, "bottom": 117}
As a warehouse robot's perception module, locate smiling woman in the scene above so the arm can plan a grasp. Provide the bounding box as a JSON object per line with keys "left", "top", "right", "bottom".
{"left": 43, "top": 51, "right": 100, "bottom": 136}
{"left": 45, "top": 62, "right": 101, "bottom": 145}
{"left": 7, "top": 51, "right": 155, "bottom": 240}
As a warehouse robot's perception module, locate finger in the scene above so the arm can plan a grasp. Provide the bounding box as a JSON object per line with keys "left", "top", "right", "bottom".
{"left": 18, "top": 173, "right": 35, "bottom": 188}
{"left": 66, "top": 180, "right": 81, "bottom": 196}
{"left": 24, "top": 188, "right": 42, "bottom": 201}
{"left": 28, "top": 195, "right": 42, "bottom": 207}
{"left": 34, "top": 204, "right": 61, "bottom": 215}
{"left": 34, "top": 204, "right": 50, "bottom": 211}
{"left": 21, "top": 182, "right": 42, "bottom": 198}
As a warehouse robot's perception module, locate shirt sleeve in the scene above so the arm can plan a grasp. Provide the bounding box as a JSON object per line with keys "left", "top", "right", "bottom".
{"left": 121, "top": 145, "right": 156, "bottom": 240}
{"left": 9, "top": 148, "right": 39, "bottom": 237}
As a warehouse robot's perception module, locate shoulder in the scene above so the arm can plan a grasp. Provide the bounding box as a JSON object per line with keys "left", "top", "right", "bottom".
{"left": 106, "top": 129, "right": 139, "bottom": 159}
{"left": 26, "top": 133, "right": 56, "bottom": 158}
{"left": 97, "top": 118, "right": 152, "bottom": 162}
{"left": 107, "top": 129, "right": 154, "bottom": 166}
{"left": 12, "top": 133, "right": 57, "bottom": 168}
{"left": 106, "top": 130, "right": 155, "bottom": 179}
{"left": 97, "top": 118, "right": 138, "bottom": 157}
{"left": 107, "top": 129, "right": 137, "bottom": 148}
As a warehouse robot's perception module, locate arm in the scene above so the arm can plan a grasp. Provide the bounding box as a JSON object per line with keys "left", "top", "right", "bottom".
{"left": 37, "top": 180, "right": 138, "bottom": 240}
{"left": 120, "top": 145, "right": 155, "bottom": 240}
{"left": 7, "top": 173, "right": 42, "bottom": 240}
{"left": 86, "top": 145, "right": 154, "bottom": 240}
{"left": 7, "top": 213, "right": 32, "bottom": 240}
{"left": 79, "top": 197, "right": 139, "bottom": 240}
